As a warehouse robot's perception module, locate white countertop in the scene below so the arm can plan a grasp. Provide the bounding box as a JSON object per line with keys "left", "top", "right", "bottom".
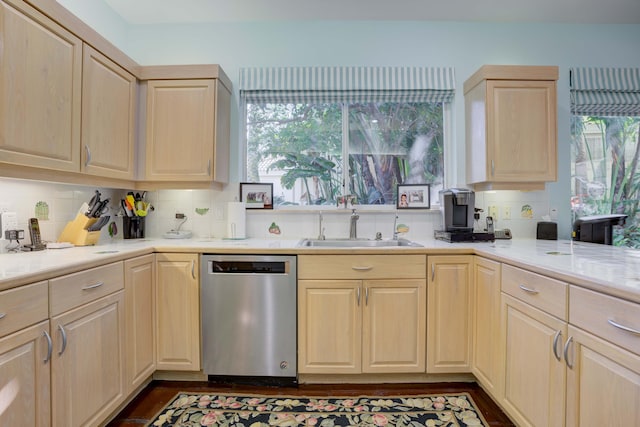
{"left": 1, "top": 237, "right": 639, "bottom": 303}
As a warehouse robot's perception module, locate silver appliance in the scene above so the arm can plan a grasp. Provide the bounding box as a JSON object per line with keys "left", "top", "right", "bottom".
{"left": 200, "top": 254, "right": 297, "bottom": 383}
{"left": 439, "top": 188, "right": 475, "bottom": 232}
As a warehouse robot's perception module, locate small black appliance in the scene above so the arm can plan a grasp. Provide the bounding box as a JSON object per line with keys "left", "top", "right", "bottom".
{"left": 572, "top": 214, "right": 627, "bottom": 245}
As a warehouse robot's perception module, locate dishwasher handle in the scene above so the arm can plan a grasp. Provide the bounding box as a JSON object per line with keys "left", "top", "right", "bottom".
{"left": 207, "top": 260, "right": 291, "bottom": 275}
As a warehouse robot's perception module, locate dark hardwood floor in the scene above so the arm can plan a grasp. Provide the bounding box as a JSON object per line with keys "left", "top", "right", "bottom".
{"left": 107, "top": 380, "right": 515, "bottom": 426}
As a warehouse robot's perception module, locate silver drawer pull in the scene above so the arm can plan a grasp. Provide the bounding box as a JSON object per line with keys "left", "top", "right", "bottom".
{"left": 81, "top": 281, "right": 104, "bottom": 290}
{"left": 58, "top": 325, "right": 67, "bottom": 356}
{"left": 518, "top": 284, "right": 539, "bottom": 294}
{"left": 564, "top": 336, "right": 574, "bottom": 369}
{"left": 552, "top": 330, "right": 562, "bottom": 361}
{"left": 607, "top": 319, "right": 640, "bottom": 335}
{"left": 352, "top": 266, "right": 373, "bottom": 271}
{"left": 43, "top": 330, "right": 53, "bottom": 363}
{"left": 0, "top": 312, "right": 6, "bottom": 320}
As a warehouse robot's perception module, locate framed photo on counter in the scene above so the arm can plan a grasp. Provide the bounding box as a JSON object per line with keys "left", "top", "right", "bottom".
{"left": 396, "top": 184, "right": 430, "bottom": 209}
{"left": 240, "top": 182, "right": 273, "bottom": 209}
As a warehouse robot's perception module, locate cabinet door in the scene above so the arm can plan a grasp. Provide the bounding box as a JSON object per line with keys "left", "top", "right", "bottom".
{"left": 362, "top": 279, "right": 426, "bottom": 373}
{"left": 81, "top": 44, "right": 136, "bottom": 179}
{"left": 144, "top": 80, "right": 215, "bottom": 181}
{"left": 487, "top": 80, "right": 557, "bottom": 183}
{"left": 298, "top": 280, "right": 361, "bottom": 374}
{"left": 0, "top": 0, "right": 82, "bottom": 171}
{"left": 0, "top": 320, "right": 51, "bottom": 427}
{"left": 51, "top": 291, "right": 125, "bottom": 427}
{"left": 501, "top": 294, "right": 566, "bottom": 427}
{"left": 565, "top": 325, "right": 640, "bottom": 427}
{"left": 472, "top": 257, "right": 503, "bottom": 399}
{"left": 155, "top": 253, "right": 200, "bottom": 371}
{"left": 124, "top": 254, "right": 155, "bottom": 392}
{"left": 427, "top": 255, "right": 473, "bottom": 372}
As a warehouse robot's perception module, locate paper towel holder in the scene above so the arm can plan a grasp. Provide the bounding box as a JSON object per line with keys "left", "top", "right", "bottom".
{"left": 240, "top": 182, "right": 274, "bottom": 209}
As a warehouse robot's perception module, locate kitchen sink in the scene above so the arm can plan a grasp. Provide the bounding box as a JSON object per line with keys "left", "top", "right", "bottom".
{"left": 297, "top": 238, "right": 423, "bottom": 248}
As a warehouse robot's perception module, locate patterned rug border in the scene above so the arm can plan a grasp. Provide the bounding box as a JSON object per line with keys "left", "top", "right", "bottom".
{"left": 146, "top": 391, "right": 491, "bottom": 426}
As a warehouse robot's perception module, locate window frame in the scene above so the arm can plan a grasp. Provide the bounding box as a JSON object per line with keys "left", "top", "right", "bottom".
{"left": 240, "top": 99, "right": 454, "bottom": 210}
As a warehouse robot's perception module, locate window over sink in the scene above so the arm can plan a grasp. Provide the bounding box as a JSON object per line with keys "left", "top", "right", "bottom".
{"left": 240, "top": 67, "right": 455, "bottom": 207}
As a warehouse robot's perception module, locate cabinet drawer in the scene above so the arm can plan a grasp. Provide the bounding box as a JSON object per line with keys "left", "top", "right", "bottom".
{"left": 501, "top": 264, "right": 567, "bottom": 320}
{"left": 298, "top": 255, "right": 426, "bottom": 280}
{"left": 0, "top": 281, "right": 48, "bottom": 338}
{"left": 570, "top": 285, "right": 640, "bottom": 356}
{"left": 50, "top": 262, "right": 124, "bottom": 316}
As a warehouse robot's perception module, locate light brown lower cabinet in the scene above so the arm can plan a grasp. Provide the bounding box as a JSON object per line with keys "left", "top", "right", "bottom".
{"left": 471, "top": 257, "right": 503, "bottom": 399}
{"left": 427, "top": 255, "right": 473, "bottom": 373}
{"left": 500, "top": 294, "right": 566, "bottom": 427}
{"left": 0, "top": 320, "right": 51, "bottom": 427}
{"left": 51, "top": 291, "right": 125, "bottom": 427}
{"left": 124, "top": 254, "right": 156, "bottom": 393}
{"left": 155, "top": 253, "right": 200, "bottom": 371}
{"left": 297, "top": 255, "right": 426, "bottom": 375}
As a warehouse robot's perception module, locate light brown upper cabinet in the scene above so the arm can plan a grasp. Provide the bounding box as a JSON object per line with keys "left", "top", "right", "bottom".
{"left": 81, "top": 44, "right": 136, "bottom": 180}
{"left": 464, "top": 65, "right": 559, "bottom": 191}
{"left": 0, "top": 0, "right": 82, "bottom": 172}
{"left": 138, "top": 65, "right": 231, "bottom": 186}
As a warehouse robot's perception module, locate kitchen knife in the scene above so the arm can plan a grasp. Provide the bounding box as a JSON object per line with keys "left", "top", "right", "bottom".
{"left": 87, "top": 215, "right": 110, "bottom": 231}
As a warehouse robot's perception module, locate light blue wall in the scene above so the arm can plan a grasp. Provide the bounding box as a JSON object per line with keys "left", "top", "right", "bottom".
{"left": 55, "top": 4, "right": 640, "bottom": 237}
{"left": 57, "top": 0, "right": 129, "bottom": 50}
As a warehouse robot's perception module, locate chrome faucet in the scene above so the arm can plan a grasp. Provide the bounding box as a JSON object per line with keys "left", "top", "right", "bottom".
{"left": 349, "top": 209, "right": 359, "bottom": 239}
{"left": 318, "top": 211, "right": 325, "bottom": 240}
{"left": 392, "top": 212, "right": 399, "bottom": 240}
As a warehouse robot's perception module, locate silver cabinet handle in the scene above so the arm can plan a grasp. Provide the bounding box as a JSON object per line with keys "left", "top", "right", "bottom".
{"left": 352, "top": 266, "right": 373, "bottom": 271}
{"left": 365, "top": 288, "right": 369, "bottom": 305}
{"left": 84, "top": 145, "right": 91, "bottom": 167}
{"left": 207, "top": 159, "right": 211, "bottom": 176}
{"left": 607, "top": 319, "right": 640, "bottom": 336}
{"left": 491, "top": 160, "right": 495, "bottom": 176}
{"left": 356, "top": 287, "right": 361, "bottom": 306}
{"left": 43, "top": 330, "right": 53, "bottom": 363}
{"left": 0, "top": 312, "right": 5, "bottom": 320}
{"left": 81, "top": 281, "right": 104, "bottom": 290}
{"left": 563, "top": 336, "right": 574, "bottom": 369}
{"left": 58, "top": 324, "right": 67, "bottom": 356}
{"left": 431, "top": 264, "right": 435, "bottom": 281}
{"left": 192, "top": 261, "right": 196, "bottom": 279}
{"left": 552, "top": 330, "right": 562, "bottom": 361}
{"left": 518, "top": 284, "right": 539, "bottom": 294}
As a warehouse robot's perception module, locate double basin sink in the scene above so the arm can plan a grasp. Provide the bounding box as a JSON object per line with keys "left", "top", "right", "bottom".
{"left": 297, "top": 238, "right": 423, "bottom": 248}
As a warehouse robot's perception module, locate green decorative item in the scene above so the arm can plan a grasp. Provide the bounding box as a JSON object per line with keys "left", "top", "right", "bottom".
{"left": 35, "top": 201, "right": 49, "bottom": 220}
{"left": 396, "top": 223, "right": 410, "bottom": 233}
{"left": 195, "top": 207, "right": 209, "bottom": 215}
{"left": 521, "top": 204, "right": 533, "bottom": 219}
{"left": 268, "top": 222, "right": 281, "bottom": 235}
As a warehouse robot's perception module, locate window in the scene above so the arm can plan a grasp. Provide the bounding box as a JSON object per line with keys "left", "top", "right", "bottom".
{"left": 570, "top": 68, "right": 640, "bottom": 248}
{"left": 240, "top": 67, "right": 454, "bottom": 207}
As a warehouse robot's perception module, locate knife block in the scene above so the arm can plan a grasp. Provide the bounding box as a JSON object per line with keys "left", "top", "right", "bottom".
{"left": 58, "top": 213, "right": 101, "bottom": 246}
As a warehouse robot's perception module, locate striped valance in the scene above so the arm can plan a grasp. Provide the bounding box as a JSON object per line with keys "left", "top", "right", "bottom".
{"left": 239, "top": 66, "right": 455, "bottom": 104}
{"left": 570, "top": 67, "right": 640, "bottom": 116}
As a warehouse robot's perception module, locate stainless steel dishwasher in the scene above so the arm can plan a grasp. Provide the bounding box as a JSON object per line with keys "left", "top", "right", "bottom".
{"left": 200, "top": 254, "right": 297, "bottom": 383}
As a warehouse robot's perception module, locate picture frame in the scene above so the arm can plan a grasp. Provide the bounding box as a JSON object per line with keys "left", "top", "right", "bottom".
{"left": 396, "top": 184, "right": 430, "bottom": 209}
{"left": 239, "top": 182, "right": 274, "bottom": 209}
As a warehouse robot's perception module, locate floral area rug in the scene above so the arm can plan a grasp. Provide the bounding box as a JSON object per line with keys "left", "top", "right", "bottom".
{"left": 146, "top": 392, "right": 489, "bottom": 426}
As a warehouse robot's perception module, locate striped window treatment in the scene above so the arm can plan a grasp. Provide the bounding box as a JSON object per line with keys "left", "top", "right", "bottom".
{"left": 239, "top": 66, "right": 456, "bottom": 104}
{"left": 570, "top": 67, "right": 640, "bottom": 116}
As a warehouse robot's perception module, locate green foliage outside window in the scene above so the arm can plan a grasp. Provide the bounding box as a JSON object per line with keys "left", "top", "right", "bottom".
{"left": 246, "top": 102, "right": 444, "bottom": 206}
{"left": 571, "top": 116, "right": 640, "bottom": 247}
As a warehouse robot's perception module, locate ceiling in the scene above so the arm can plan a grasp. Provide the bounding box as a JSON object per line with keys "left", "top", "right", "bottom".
{"left": 103, "top": 0, "right": 640, "bottom": 25}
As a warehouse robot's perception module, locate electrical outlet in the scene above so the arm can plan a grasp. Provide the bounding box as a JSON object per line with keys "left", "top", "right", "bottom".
{"left": 488, "top": 205, "right": 498, "bottom": 219}
{"left": 214, "top": 206, "right": 224, "bottom": 220}
{"left": 0, "top": 212, "right": 18, "bottom": 240}
{"left": 503, "top": 206, "right": 511, "bottom": 220}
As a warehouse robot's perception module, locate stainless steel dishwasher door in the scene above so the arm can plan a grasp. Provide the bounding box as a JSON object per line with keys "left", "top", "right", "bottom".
{"left": 200, "top": 254, "right": 297, "bottom": 380}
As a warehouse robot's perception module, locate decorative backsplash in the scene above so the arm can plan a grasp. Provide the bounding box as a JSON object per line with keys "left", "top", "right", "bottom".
{"left": 0, "top": 178, "right": 550, "bottom": 249}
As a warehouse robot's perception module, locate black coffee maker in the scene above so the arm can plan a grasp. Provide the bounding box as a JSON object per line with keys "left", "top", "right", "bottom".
{"left": 435, "top": 188, "right": 494, "bottom": 242}
{"left": 573, "top": 214, "right": 627, "bottom": 245}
